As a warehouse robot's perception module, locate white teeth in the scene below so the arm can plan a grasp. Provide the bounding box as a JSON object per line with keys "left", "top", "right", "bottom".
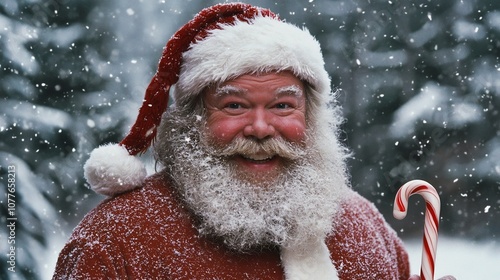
{"left": 243, "top": 154, "right": 273, "bottom": 161}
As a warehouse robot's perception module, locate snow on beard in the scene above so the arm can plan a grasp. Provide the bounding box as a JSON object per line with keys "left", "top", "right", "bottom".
{"left": 154, "top": 107, "right": 349, "bottom": 252}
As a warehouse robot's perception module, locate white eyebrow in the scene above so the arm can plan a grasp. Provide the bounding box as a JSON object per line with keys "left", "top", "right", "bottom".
{"left": 214, "top": 85, "right": 247, "bottom": 97}
{"left": 213, "top": 84, "right": 303, "bottom": 97}
{"left": 275, "top": 85, "right": 304, "bottom": 97}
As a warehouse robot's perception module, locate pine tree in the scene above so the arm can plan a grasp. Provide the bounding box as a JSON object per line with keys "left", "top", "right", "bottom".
{"left": 2, "top": 1, "right": 499, "bottom": 278}
{"left": 0, "top": 0, "right": 117, "bottom": 278}
{"left": 305, "top": 0, "right": 500, "bottom": 239}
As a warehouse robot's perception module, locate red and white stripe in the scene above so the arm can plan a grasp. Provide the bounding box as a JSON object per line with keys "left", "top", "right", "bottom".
{"left": 393, "top": 180, "right": 441, "bottom": 280}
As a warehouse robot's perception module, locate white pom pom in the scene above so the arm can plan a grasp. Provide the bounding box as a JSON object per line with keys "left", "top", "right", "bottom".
{"left": 83, "top": 144, "right": 147, "bottom": 196}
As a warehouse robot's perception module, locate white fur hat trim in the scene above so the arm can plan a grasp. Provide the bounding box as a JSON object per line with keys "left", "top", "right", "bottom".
{"left": 83, "top": 143, "right": 146, "bottom": 196}
{"left": 175, "top": 15, "right": 331, "bottom": 106}
{"left": 281, "top": 238, "right": 339, "bottom": 280}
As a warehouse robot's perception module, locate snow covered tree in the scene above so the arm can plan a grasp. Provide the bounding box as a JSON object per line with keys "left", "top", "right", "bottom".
{"left": 2, "top": 0, "right": 499, "bottom": 278}
{"left": 0, "top": 0, "right": 120, "bottom": 278}
{"left": 305, "top": 0, "right": 500, "bottom": 239}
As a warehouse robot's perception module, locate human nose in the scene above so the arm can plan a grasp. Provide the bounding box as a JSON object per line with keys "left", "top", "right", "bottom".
{"left": 243, "top": 108, "right": 276, "bottom": 140}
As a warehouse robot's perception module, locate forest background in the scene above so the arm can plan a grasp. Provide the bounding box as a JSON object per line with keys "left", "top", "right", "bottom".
{"left": 1, "top": 0, "right": 499, "bottom": 279}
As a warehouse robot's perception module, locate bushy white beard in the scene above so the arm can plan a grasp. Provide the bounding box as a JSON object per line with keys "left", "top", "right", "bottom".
{"left": 155, "top": 109, "right": 350, "bottom": 252}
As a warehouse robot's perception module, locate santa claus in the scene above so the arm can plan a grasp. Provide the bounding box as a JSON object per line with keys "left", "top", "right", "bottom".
{"left": 52, "top": 3, "right": 445, "bottom": 279}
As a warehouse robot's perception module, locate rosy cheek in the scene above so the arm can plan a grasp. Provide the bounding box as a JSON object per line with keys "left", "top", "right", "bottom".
{"left": 293, "top": 129, "right": 307, "bottom": 142}
{"left": 294, "top": 128, "right": 306, "bottom": 139}
{"left": 207, "top": 120, "right": 241, "bottom": 143}
{"left": 280, "top": 120, "right": 307, "bottom": 142}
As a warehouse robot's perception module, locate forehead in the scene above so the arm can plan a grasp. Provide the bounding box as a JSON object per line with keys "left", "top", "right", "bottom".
{"left": 210, "top": 72, "right": 305, "bottom": 96}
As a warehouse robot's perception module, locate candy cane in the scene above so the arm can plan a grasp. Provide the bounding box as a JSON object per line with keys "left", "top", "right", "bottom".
{"left": 393, "top": 180, "right": 441, "bottom": 280}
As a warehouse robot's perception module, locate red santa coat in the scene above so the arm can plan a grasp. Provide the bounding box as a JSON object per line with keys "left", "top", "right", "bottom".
{"left": 53, "top": 173, "right": 410, "bottom": 279}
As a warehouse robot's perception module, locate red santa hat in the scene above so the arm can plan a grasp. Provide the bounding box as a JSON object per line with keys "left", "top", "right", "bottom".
{"left": 84, "top": 3, "right": 331, "bottom": 196}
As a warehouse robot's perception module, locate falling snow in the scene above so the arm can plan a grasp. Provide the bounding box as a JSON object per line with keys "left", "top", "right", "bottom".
{"left": 1, "top": 0, "right": 499, "bottom": 279}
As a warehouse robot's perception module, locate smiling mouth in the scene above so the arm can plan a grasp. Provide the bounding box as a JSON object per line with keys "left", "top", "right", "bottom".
{"left": 240, "top": 154, "right": 275, "bottom": 162}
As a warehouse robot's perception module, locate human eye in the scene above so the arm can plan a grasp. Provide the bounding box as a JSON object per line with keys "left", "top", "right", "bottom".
{"left": 275, "top": 103, "right": 291, "bottom": 109}
{"left": 271, "top": 102, "right": 297, "bottom": 116}
{"left": 226, "top": 103, "right": 242, "bottom": 109}
{"left": 271, "top": 95, "right": 303, "bottom": 115}
{"left": 221, "top": 101, "right": 247, "bottom": 115}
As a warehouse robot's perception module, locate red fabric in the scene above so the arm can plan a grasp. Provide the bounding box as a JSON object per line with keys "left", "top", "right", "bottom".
{"left": 119, "top": 3, "right": 277, "bottom": 155}
{"left": 53, "top": 173, "right": 410, "bottom": 279}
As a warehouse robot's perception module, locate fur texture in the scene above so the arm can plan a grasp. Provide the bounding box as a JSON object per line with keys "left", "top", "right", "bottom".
{"left": 281, "top": 238, "right": 339, "bottom": 280}
{"left": 83, "top": 144, "right": 146, "bottom": 196}
{"left": 175, "top": 16, "right": 331, "bottom": 108}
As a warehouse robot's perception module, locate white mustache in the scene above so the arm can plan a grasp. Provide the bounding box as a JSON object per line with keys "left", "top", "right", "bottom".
{"left": 214, "top": 137, "right": 306, "bottom": 160}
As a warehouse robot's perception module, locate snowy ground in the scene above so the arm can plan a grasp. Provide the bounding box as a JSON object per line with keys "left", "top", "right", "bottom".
{"left": 39, "top": 235, "right": 499, "bottom": 279}
{"left": 405, "top": 237, "right": 500, "bottom": 279}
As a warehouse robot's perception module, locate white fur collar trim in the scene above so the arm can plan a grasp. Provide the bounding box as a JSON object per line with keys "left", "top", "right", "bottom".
{"left": 281, "top": 238, "right": 339, "bottom": 280}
